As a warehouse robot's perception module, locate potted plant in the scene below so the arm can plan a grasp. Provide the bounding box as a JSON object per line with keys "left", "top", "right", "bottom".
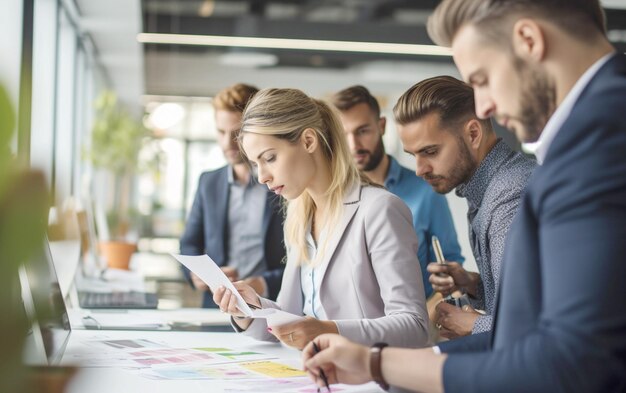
{"left": 84, "top": 90, "right": 148, "bottom": 269}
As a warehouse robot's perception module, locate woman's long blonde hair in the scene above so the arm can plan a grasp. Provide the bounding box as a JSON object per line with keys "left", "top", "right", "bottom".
{"left": 239, "top": 88, "right": 373, "bottom": 265}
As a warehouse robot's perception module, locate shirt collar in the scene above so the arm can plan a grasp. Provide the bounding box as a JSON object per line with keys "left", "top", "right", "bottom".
{"left": 384, "top": 155, "right": 402, "bottom": 188}
{"left": 227, "top": 165, "right": 256, "bottom": 187}
{"left": 343, "top": 180, "right": 362, "bottom": 205}
{"left": 456, "top": 139, "right": 510, "bottom": 210}
{"left": 529, "top": 52, "right": 615, "bottom": 164}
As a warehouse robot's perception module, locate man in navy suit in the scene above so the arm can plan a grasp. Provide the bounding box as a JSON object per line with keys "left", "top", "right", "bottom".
{"left": 180, "top": 84, "right": 285, "bottom": 308}
{"left": 302, "top": 1, "right": 626, "bottom": 392}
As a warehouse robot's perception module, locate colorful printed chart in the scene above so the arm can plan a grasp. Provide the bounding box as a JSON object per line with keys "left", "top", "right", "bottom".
{"left": 143, "top": 360, "right": 307, "bottom": 380}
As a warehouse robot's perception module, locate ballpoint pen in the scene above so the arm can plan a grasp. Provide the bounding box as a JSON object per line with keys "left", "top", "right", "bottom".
{"left": 432, "top": 235, "right": 445, "bottom": 264}
{"left": 432, "top": 235, "right": 448, "bottom": 278}
{"left": 312, "top": 341, "right": 331, "bottom": 392}
{"left": 433, "top": 236, "right": 470, "bottom": 306}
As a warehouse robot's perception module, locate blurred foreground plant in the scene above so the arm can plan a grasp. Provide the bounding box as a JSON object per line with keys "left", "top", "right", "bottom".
{"left": 0, "top": 85, "right": 50, "bottom": 392}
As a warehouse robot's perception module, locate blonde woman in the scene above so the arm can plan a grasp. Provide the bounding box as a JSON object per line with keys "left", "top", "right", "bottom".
{"left": 213, "top": 88, "right": 428, "bottom": 350}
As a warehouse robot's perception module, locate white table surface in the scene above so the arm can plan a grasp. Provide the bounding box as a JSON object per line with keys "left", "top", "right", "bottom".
{"left": 62, "top": 330, "right": 383, "bottom": 393}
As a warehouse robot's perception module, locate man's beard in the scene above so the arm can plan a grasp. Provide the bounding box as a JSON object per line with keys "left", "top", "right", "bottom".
{"left": 514, "top": 56, "right": 557, "bottom": 143}
{"left": 358, "top": 137, "right": 385, "bottom": 172}
{"left": 425, "top": 135, "right": 477, "bottom": 194}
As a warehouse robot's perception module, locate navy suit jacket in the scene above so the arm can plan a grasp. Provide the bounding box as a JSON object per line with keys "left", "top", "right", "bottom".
{"left": 442, "top": 54, "right": 626, "bottom": 392}
{"left": 180, "top": 166, "right": 286, "bottom": 308}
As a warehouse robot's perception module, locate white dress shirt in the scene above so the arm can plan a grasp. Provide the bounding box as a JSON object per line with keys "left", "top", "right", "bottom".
{"left": 300, "top": 224, "right": 328, "bottom": 320}
{"left": 528, "top": 52, "right": 615, "bottom": 164}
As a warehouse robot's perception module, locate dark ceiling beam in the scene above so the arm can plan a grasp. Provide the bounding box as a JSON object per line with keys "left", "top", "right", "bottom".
{"left": 361, "top": 0, "right": 440, "bottom": 21}
{"left": 605, "top": 8, "right": 626, "bottom": 53}
{"left": 142, "top": 13, "right": 434, "bottom": 44}
{"left": 606, "top": 8, "right": 626, "bottom": 31}
{"left": 358, "top": 0, "right": 391, "bottom": 22}
{"left": 248, "top": 0, "right": 265, "bottom": 16}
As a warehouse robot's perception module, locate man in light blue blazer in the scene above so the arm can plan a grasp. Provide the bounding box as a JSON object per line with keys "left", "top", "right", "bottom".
{"left": 302, "top": 1, "right": 626, "bottom": 392}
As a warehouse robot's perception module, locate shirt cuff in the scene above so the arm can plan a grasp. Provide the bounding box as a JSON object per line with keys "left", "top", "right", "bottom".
{"left": 432, "top": 346, "right": 442, "bottom": 355}
{"left": 471, "top": 314, "right": 493, "bottom": 334}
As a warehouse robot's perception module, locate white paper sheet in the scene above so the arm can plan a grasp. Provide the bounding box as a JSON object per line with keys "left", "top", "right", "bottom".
{"left": 250, "top": 308, "right": 304, "bottom": 328}
{"left": 172, "top": 254, "right": 304, "bottom": 326}
{"left": 172, "top": 254, "right": 253, "bottom": 315}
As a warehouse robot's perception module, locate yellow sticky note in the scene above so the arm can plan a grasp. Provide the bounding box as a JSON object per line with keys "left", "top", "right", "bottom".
{"left": 240, "top": 361, "right": 307, "bottom": 378}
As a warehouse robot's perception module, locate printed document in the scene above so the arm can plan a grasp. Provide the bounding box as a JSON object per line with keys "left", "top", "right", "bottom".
{"left": 172, "top": 254, "right": 303, "bottom": 327}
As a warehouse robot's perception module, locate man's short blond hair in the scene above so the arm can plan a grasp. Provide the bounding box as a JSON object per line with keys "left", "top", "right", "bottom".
{"left": 427, "top": 0, "right": 605, "bottom": 48}
{"left": 212, "top": 83, "right": 259, "bottom": 113}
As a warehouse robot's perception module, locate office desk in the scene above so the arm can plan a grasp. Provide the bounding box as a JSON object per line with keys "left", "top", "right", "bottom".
{"left": 68, "top": 308, "right": 233, "bottom": 331}
{"left": 71, "top": 252, "right": 203, "bottom": 309}
{"left": 62, "top": 330, "right": 383, "bottom": 393}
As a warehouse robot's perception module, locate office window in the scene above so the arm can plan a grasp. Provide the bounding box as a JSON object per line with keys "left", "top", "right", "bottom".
{"left": 138, "top": 99, "right": 225, "bottom": 241}
{"left": 54, "top": 9, "right": 77, "bottom": 202}
{"left": 30, "top": 0, "right": 58, "bottom": 186}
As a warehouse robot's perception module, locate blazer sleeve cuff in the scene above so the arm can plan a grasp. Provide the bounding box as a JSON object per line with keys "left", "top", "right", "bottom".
{"left": 334, "top": 320, "right": 364, "bottom": 344}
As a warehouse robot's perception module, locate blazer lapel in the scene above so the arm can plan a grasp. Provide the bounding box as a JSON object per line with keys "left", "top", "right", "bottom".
{"left": 315, "top": 182, "right": 362, "bottom": 284}
{"left": 276, "top": 247, "right": 303, "bottom": 312}
{"left": 216, "top": 167, "right": 230, "bottom": 261}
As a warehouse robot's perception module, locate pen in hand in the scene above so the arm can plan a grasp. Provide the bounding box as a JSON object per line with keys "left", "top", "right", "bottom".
{"left": 432, "top": 236, "right": 448, "bottom": 278}
{"left": 312, "top": 341, "right": 331, "bottom": 392}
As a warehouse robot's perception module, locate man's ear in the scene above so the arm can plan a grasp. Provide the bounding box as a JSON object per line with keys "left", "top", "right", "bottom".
{"left": 512, "top": 18, "right": 546, "bottom": 63}
{"left": 378, "top": 116, "right": 387, "bottom": 136}
{"left": 464, "top": 119, "right": 483, "bottom": 151}
{"left": 301, "top": 128, "right": 318, "bottom": 153}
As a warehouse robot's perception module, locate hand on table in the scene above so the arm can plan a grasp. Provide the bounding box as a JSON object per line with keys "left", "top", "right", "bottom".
{"left": 269, "top": 317, "right": 338, "bottom": 350}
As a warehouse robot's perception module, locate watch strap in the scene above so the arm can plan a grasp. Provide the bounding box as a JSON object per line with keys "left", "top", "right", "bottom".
{"left": 370, "top": 342, "right": 389, "bottom": 391}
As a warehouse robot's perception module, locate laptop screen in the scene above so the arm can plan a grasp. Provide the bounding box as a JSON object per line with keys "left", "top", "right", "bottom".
{"left": 20, "top": 235, "right": 71, "bottom": 365}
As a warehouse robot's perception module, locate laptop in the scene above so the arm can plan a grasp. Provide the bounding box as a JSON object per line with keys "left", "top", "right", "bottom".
{"left": 20, "top": 236, "right": 73, "bottom": 365}
{"left": 21, "top": 236, "right": 174, "bottom": 367}
{"left": 72, "top": 198, "right": 158, "bottom": 309}
{"left": 77, "top": 290, "right": 158, "bottom": 309}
